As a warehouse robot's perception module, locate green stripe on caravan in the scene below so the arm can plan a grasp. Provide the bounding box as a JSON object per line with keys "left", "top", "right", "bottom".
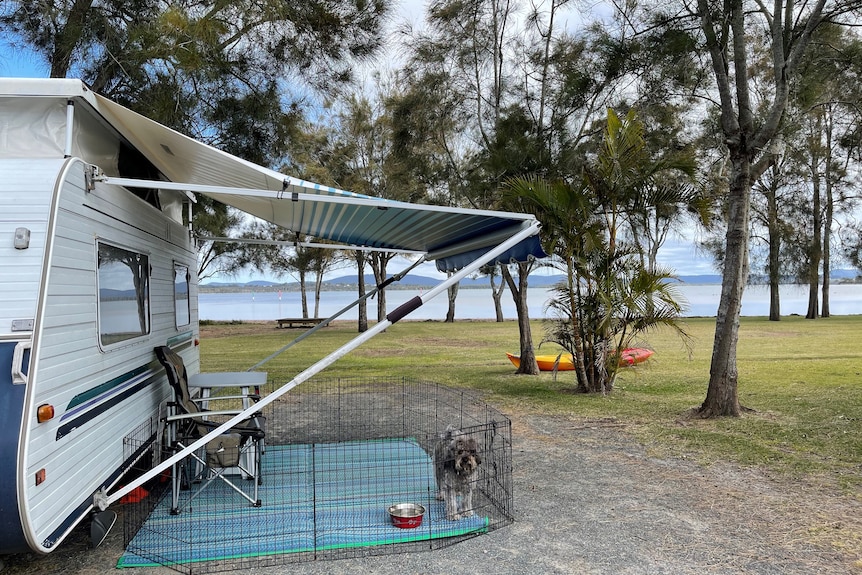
{"left": 66, "top": 365, "right": 150, "bottom": 409}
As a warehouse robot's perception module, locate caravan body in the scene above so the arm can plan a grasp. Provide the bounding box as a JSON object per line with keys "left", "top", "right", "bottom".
{"left": 0, "top": 80, "right": 199, "bottom": 553}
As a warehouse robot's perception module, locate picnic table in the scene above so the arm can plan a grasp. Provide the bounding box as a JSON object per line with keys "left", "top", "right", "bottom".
{"left": 276, "top": 317, "right": 325, "bottom": 329}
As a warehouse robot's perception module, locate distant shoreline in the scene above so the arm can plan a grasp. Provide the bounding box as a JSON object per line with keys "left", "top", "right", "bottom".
{"left": 200, "top": 272, "right": 722, "bottom": 292}
{"left": 199, "top": 271, "right": 859, "bottom": 293}
{"left": 198, "top": 283, "right": 862, "bottom": 320}
{"left": 199, "top": 283, "right": 501, "bottom": 293}
{"left": 198, "top": 279, "right": 860, "bottom": 294}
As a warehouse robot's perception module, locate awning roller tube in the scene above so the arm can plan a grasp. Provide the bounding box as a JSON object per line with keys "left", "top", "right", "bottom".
{"left": 425, "top": 221, "right": 535, "bottom": 261}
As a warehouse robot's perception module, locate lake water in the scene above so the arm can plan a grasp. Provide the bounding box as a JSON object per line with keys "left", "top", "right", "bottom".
{"left": 199, "top": 283, "right": 862, "bottom": 322}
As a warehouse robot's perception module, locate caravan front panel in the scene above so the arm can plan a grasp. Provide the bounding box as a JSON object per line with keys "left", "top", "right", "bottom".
{"left": 1, "top": 86, "right": 200, "bottom": 554}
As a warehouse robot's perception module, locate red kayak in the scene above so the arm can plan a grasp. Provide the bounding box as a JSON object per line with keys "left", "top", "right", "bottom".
{"left": 618, "top": 347, "right": 654, "bottom": 366}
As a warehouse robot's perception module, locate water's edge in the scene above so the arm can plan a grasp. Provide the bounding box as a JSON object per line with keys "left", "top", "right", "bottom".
{"left": 199, "top": 284, "right": 862, "bottom": 322}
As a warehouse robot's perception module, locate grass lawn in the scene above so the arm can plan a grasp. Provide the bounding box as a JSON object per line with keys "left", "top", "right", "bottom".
{"left": 199, "top": 315, "right": 862, "bottom": 492}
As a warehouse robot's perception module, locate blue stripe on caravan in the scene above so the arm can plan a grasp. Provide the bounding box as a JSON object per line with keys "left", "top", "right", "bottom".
{"left": 61, "top": 366, "right": 154, "bottom": 422}
{"left": 0, "top": 341, "right": 29, "bottom": 553}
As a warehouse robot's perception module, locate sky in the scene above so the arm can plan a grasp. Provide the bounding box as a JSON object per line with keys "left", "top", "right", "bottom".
{"left": 0, "top": 1, "right": 719, "bottom": 283}
{"left": 0, "top": 37, "right": 46, "bottom": 77}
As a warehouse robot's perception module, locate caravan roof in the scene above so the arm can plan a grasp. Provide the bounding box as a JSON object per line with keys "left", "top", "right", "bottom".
{"left": 0, "top": 78, "right": 542, "bottom": 271}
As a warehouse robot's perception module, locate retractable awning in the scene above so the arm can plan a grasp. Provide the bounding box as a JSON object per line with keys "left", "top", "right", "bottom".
{"left": 103, "top": 175, "right": 546, "bottom": 272}
{"left": 3, "top": 78, "right": 543, "bottom": 270}
{"left": 85, "top": 84, "right": 545, "bottom": 271}
{"left": 95, "top": 90, "right": 544, "bottom": 271}
{"left": 99, "top": 89, "right": 546, "bottom": 270}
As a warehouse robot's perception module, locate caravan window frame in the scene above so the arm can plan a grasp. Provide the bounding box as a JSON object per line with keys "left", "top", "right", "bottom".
{"left": 173, "top": 262, "right": 191, "bottom": 328}
{"left": 96, "top": 240, "right": 151, "bottom": 349}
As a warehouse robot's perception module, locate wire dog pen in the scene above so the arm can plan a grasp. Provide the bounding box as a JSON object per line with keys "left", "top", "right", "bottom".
{"left": 120, "top": 377, "right": 513, "bottom": 573}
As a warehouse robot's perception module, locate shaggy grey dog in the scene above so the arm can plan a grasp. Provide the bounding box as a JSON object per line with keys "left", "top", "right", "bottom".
{"left": 434, "top": 425, "right": 481, "bottom": 520}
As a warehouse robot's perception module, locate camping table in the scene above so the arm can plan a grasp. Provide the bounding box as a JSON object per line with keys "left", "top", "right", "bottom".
{"left": 188, "top": 371, "right": 268, "bottom": 477}
{"left": 189, "top": 371, "right": 267, "bottom": 410}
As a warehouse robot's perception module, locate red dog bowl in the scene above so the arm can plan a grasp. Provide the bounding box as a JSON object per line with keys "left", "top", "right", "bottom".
{"left": 388, "top": 503, "right": 426, "bottom": 529}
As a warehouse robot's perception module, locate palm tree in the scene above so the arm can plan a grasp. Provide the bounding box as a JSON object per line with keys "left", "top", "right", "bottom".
{"left": 508, "top": 109, "right": 694, "bottom": 393}
{"left": 504, "top": 175, "right": 598, "bottom": 388}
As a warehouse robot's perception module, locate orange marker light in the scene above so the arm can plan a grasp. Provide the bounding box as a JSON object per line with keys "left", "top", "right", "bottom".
{"left": 35, "top": 469, "right": 46, "bottom": 486}
{"left": 37, "top": 404, "right": 55, "bottom": 423}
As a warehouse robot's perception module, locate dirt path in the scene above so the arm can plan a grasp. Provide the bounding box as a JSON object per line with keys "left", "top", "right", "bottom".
{"left": 2, "top": 414, "right": 860, "bottom": 574}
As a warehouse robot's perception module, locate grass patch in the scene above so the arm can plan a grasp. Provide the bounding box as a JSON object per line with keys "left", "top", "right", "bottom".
{"left": 199, "top": 315, "right": 862, "bottom": 492}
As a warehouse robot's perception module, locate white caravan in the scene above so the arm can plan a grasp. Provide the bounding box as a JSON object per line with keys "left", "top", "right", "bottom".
{"left": 0, "top": 79, "right": 200, "bottom": 553}
{"left": 0, "top": 78, "right": 542, "bottom": 555}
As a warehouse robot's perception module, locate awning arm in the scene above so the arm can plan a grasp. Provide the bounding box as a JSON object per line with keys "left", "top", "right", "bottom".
{"left": 197, "top": 235, "right": 423, "bottom": 256}
{"left": 100, "top": 176, "right": 537, "bottom": 220}
{"left": 103, "top": 219, "right": 540, "bottom": 507}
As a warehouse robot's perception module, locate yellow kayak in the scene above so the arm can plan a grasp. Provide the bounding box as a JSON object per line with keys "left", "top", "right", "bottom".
{"left": 506, "top": 348, "right": 653, "bottom": 371}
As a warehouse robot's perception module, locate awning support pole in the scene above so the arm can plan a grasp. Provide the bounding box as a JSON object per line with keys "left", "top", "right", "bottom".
{"left": 104, "top": 220, "right": 540, "bottom": 507}
{"left": 246, "top": 256, "right": 427, "bottom": 372}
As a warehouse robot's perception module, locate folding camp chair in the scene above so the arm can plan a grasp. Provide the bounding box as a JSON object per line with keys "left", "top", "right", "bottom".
{"left": 154, "top": 346, "right": 266, "bottom": 514}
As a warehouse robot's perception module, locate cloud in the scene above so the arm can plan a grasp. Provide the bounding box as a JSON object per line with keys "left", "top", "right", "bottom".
{"left": 656, "top": 238, "right": 717, "bottom": 275}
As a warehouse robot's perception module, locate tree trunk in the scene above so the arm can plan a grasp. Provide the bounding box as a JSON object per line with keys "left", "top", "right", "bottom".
{"left": 445, "top": 277, "right": 458, "bottom": 322}
{"left": 806, "top": 127, "right": 822, "bottom": 320}
{"left": 696, "top": 0, "right": 826, "bottom": 417}
{"left": 299, "top": 270, "right": 309, "bottom": 319}
{"left": 370, "top": 252, "right": 388, "bottom": 323}
{"left": 766, "top": 168, "right": 781, "bottom": 321}
{"left": 566, "top": 263, "right": 591, "bottom": 393}
{"left": 501, "top": 263, "right": 539, "bottom": 375}
{"left": 491, "top": 267, "right": 505, "bottom": 322}
{"left": 356, "top": 251, "right": 368, "bottom": 332}
{"left": 50, "top": 0, "right": 94, "bottom": 78}
{"left": 822, "top": 240, "right": 831, "bottom": 318}
{"left": 822, "top": 107, "right": 834, "bottom": 318}
{"left": 700, "top": 158, "right": 749, "bottom": 417}
{"left": 313, "top": 274, "right": 323, "bottom": 318}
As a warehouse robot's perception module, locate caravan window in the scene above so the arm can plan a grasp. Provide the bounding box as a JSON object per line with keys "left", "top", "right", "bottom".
{"left": 98, "top": 243, "right": 150, "bottom": 346}
{"left": 174, "top": 263, "right": 190, "bottom": 327}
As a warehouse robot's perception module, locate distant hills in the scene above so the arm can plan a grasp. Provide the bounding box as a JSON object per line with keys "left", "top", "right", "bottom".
{"left": 201, "top": 273, "right": 566, "bottom": 290}
{"left": 201, "top": 269, "right": 859, "bottom": 291}
{"left": 202, "top": 273, "right": 719, "bottom": 291}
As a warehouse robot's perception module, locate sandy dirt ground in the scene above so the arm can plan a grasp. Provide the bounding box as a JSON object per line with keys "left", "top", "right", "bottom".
{"left": 2, "top": 412, "right": 861, "bottom": 575}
